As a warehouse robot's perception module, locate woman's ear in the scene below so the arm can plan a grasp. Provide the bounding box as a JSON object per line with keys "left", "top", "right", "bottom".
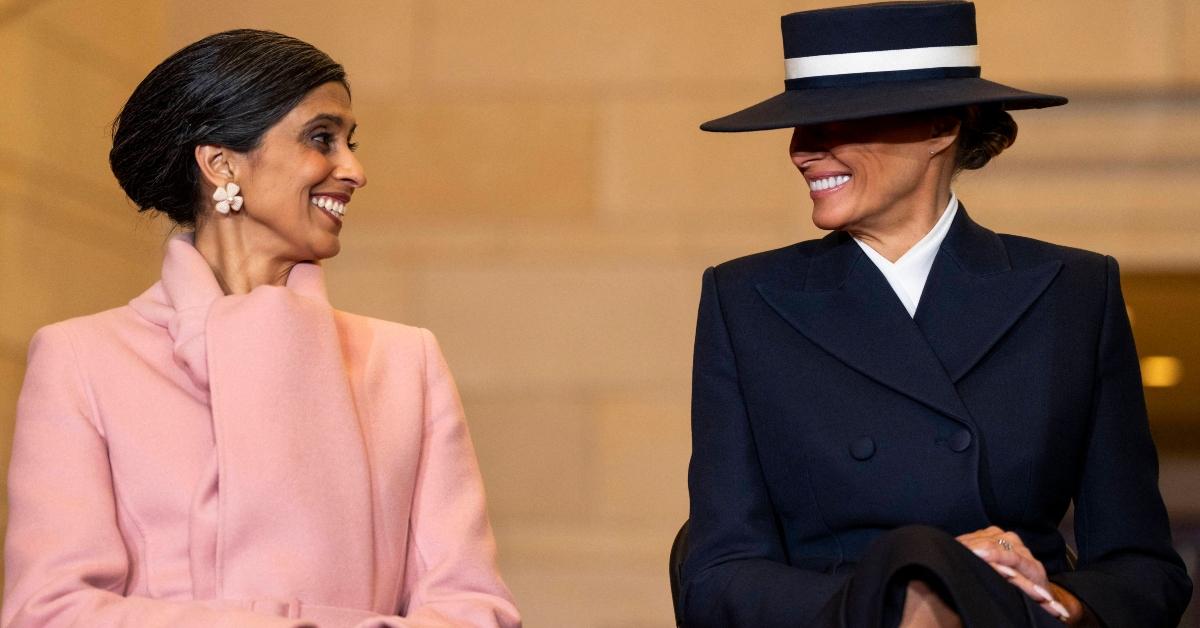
{"left": 194, "top": 144, "right": 236, "bottom": 189}
{"left": 928, "top": 115, "right": 961, "bottom": 156}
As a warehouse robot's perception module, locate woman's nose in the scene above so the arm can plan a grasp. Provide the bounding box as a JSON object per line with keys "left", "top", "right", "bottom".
{"left": 790, "top": 133, "right": 829, "bottom": 168}
{"left": 338, "top": 150, "right": 367, "bottom": 189}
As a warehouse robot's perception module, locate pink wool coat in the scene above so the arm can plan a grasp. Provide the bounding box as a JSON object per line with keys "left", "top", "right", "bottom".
{"left": 3, "top": 235, "right": 521, "bottom": 627}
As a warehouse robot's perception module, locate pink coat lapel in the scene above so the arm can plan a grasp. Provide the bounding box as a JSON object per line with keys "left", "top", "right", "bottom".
{"left": 205, "top": 279, "right": 375, "bottom": 605}
{"left": 132, "top": 235, "right": 376, "bottom": 607}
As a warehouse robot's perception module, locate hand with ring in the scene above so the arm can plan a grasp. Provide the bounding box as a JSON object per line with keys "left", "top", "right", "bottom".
{"left": 956, "top": 526, "right": 1083, "bottom": 623}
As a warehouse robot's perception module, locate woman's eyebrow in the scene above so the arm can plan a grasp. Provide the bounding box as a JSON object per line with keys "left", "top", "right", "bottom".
{"left": 303, "top": 113, "right": 347, "bottom": 128}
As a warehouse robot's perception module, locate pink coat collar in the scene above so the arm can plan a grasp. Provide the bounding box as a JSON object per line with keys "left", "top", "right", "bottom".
{"left": 130, "top": 233, "right": 328, "bottom": 390}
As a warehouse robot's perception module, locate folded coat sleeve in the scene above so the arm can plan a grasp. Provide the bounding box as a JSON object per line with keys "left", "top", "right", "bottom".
{"left": 2, "top": 325, "right": 309, "bottom": 628}
{"left": 382, "top": 329, "right": 520, "bottom": 628}
{"left": 1049, "top": 256, "right": 1193, "bottom": 626}
{"left": 681, "top": 267, "right": 848, "bottom": 628}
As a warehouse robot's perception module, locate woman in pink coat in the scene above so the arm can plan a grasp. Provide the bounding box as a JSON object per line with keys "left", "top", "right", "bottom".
{"left": 3, "top": 30, "right": 520, "bottom": 627}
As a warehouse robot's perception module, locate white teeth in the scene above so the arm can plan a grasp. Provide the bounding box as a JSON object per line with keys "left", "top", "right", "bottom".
{"left": 809, "top": 175, "right": 851, "bottom": 192}
{"left": 311, "top": 196, "right": 347, "bottom": 218}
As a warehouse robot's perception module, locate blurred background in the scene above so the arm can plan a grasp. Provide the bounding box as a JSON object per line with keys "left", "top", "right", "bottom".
{"left": 2, "top": 0, "right": 1199, "bottom": 625}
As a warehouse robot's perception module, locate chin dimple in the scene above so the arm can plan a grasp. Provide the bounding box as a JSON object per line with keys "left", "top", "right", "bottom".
{"left": 310, "top": 195, "right": 346, "bottom": 217}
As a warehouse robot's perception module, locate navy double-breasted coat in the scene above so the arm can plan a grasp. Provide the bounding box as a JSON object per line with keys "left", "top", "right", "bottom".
{"left": 681, "top": 207, "right": 1191, "bottom": 627}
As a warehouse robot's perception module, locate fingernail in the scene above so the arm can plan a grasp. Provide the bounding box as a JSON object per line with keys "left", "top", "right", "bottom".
{"left": 1032, "top": 584, "right": 1055, "bottom": 603}
{"left": 995, "top": 565, "right": 1018, "bottom": 578}
{"left": 972, "top": 548, "right": 989, "bottom": 558}
{"left": 1049, "top": 600, "right": 1070, "bottom": 620}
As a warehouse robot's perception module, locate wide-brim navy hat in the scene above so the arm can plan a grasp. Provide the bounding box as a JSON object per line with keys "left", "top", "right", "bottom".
{"left": 701, "top": 1, "right": 1067, "bottom": 132}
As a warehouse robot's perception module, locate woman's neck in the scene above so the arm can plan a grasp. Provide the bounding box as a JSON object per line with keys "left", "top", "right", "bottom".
{"left": 848, "top": 152, "right": 956, "bottom": 262}
{"left": 850, "top": 187, "right": 952, "bottom": 262}
{"left": 192, "top": 221, "right": 294, "bottom": 295}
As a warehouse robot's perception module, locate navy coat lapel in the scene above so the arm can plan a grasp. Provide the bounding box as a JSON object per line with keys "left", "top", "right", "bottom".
{"left": 756, "top": 232, "right": 972, "bottom": 424}
{"left": 915, "top": 208, "right": 1062, "bottom": 382}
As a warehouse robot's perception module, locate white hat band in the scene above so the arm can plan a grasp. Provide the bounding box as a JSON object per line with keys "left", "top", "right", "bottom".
{"left": 785, "top": 45, "right": 980, "bottom": 80}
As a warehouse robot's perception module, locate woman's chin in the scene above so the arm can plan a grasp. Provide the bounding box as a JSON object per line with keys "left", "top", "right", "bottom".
{"left": 317, "top": 244, "right": 341, "bottom": 260}
{"left": 810, "top": 207, "right": 852, "bottom": 232}
{"left": 309, "top": 236, "right": 341, "bottom": 261}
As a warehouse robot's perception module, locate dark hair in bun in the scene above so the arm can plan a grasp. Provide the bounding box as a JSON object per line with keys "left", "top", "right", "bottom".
{"left": 953, "top": 104, "right": 1018, "bottom": 172}
{"left": 110, "top": 29, "right": 347, "bottom": 227}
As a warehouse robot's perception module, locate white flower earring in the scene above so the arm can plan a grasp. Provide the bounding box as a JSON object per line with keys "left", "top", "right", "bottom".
{"left": 213, "top": 182, "right": 243, "bottom": 215}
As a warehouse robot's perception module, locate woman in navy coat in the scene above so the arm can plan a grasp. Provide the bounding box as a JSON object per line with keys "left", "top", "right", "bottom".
{"left": 680, "top": 2, "right": 1192, "bottom": 627}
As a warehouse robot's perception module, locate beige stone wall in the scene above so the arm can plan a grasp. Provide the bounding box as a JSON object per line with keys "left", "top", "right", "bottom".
{"left": 3, "top": 1, "right": 1199, "bottom": 625}
{"left": 0, "top": 0, "right": 172, "bottom": 599}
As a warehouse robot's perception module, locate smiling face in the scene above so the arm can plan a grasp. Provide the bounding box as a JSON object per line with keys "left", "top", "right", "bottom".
{"left": 790, "top": 112, "right": 956, "bottom": 237}
{"left": 213, "top": 81, "right": 366, "bottom": 261}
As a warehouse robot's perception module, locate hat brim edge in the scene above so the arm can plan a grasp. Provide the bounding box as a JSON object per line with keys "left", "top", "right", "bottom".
{"left": 699, "top": 78, "right": 1068, "bottom": 133}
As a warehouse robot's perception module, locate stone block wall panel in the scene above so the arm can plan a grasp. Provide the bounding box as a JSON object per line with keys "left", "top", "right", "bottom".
{"left": 402, "top": 264, "right": 698, "bottom": 394}
{"left": 978, "top": 0, "right": 1176, "bottom": 88}
{"left": 166, "top": 0, "right": 417, "bottom": 95}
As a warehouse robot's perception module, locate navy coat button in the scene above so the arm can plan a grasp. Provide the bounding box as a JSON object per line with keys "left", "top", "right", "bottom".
{"left": 948, "top": 430, "right": 972, "bottom": 452}
{"left": 849, "top": 436, "right": 876, "bottom": 460}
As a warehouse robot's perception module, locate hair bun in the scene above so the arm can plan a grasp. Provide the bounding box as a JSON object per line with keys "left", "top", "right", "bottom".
{"left": 955, "top": 105, "right": 1018, "bottom": 172}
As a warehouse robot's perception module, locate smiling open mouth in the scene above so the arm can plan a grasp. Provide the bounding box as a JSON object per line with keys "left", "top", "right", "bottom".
{"left": 808, "top": 175, "right": 851, "bottom": 192}
{"left": 311, "top": 195, "right": 346, "bottom": 220}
